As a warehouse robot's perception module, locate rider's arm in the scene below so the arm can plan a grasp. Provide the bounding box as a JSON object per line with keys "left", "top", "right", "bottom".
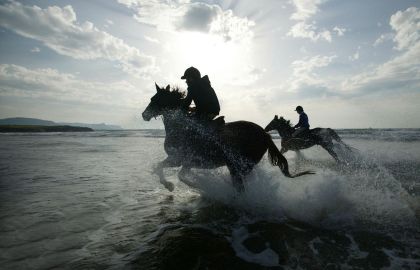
{"left": 182, "top": 91, "right": 193, "bottom": 110}
{"left": 294, "top": 115, "right": 303, "bottom": 128}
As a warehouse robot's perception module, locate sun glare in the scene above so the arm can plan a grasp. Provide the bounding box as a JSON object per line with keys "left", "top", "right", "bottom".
{"left": 168, "top": 32, "right": 253, "bottom": 84}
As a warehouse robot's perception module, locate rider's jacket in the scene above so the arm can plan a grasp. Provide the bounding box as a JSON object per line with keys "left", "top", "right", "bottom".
{"left": 295, "top": 112, "right": 310, "bottom": 129}
{"left": 183, "top": 75, "right": 220, "bottom": 117}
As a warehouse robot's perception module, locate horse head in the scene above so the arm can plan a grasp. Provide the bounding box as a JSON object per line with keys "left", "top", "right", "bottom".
{"left": 264, "top": 115, "right": 292, "bottom": 132}
{"left": 142, "top": 83, "right": 185, "bottom": 121}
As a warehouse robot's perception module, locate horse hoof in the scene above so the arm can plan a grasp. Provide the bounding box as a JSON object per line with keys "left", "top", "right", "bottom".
{"left": 163, "top": 181, "right": 175, "bottom": 192}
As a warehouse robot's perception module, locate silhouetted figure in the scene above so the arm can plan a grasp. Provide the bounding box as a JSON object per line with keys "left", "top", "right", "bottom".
{"left": 181, "top": 67, "right": 220, "bottom": 122}
{"left": 265, "top": 115, "right": 353, "bottom": 163}
{"left": 142, "top": 84, "right": 314, "bottom": 192}
{"left": 292, "top": 105, "right": 309, "bottom": 137}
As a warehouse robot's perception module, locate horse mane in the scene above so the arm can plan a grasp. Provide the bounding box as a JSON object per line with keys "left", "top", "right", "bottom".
{"left": 279, "top": 117, "right": 293, "bottom": 128}
{"left": 168, "top": 86, "right": 186, "bottom": 99}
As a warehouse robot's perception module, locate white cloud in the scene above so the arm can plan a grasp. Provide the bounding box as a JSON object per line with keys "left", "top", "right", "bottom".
{"left": 342, "top": 42, "right": 420, "bottom": 92}
{"left": 374, "top": 6, "right": 419, "bottom": 49}
{"left": 292, "top": 55, "right": 335, "bottom": 74}
{"left": 348, "top": 51, "right": 359, "bottom": 61}
{"left": 342, "top": 8, "right": 420, "bottom": 93}
{"left": 288, "top": 21, "right": 332, "bottom": 42}
{"left": 390, "top": 7, "right": 420, "bottom": 50}
{"left": 117, "top": 0, "right": 254, "bottom": 42}
{"left": 0, "top": 1, "right": 156, "bottom": 77}
{"left": 0, "top": 64, "right": 141, "bottom": 108}
{"left": 290, "top": 0, "right": 323, "bottom": 21}
{"left": 288, "top": 55, "right": 336, "bottom": 91}
{"left": 373, "top": 33, "right": 394, "bottom": 46}
{"left": 288, "top": 0, "right": 344, "bottom": 42}
{"left": 333, "top": 26, "right": 346, "bottom": 36}
{"left": 30, "top": 47, "right": 40, "bottom": 53}
{"left": 209, "top": 9, "right": 255, "bottom": 42}
{"left": 349, "top": 46, "right": 360, "bottom": 61}
{"left": 104, "top": 19, "right": 114, "bottom": 28}
{"left": 230, "top": 65, "right": 266, "bottom": 86}
{"left": 144, "top": 35, "right": 160, "bottom": 44}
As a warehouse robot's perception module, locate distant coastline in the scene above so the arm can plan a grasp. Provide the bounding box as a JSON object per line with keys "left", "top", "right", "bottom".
{"left": 0, "top": 117, "right": 122, "bottom": 130}
{"left": 0, "top": 125, "right": 93, "bottom": 133}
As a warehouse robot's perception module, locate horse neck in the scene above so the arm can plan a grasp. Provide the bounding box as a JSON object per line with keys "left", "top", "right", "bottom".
{"left": 162, "top": 108, "right": 185, "bottom": 135}
{"left": 275, "top": 125, "right": 294, "bottom": 138}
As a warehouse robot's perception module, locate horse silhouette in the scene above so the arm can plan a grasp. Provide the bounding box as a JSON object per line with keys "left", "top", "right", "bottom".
{"left": 142, "top": 84, "right": 313, "bottom": 192}
{"left": 264, "top": 115, "right": 352, "bottom": 162}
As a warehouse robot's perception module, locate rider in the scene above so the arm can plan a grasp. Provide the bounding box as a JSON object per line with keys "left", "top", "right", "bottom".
{"left": 292, "top": 105, "right": 310, "bottom": 137}
{"left": 181, "top": 66, "right": 220, "bottom": 123}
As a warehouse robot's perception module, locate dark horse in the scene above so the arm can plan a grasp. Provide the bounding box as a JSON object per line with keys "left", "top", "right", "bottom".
{"left": 264, "top": 115, "right": 351, "bottom": 162}
{"left": 142, "top": 84, "right": 313, "bottom": 192}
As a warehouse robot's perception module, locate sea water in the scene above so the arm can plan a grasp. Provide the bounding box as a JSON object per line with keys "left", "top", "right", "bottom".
{"left": 0, "top": 129, "right": 419, "bottom": 269}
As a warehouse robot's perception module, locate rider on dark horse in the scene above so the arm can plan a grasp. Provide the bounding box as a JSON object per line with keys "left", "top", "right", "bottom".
{"left": 292, "top": 105, "right": 309, "bottom": 138}
{"left": 181, "top": 66, "right": 220, "bottom": 124}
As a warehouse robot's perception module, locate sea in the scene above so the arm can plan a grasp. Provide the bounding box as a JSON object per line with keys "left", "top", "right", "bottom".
{"left": 0, "top": 128, "right": 419, "bottom": 270}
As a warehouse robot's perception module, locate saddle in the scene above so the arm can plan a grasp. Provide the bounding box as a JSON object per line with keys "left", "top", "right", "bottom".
{"left": 296, "top": 129, "right": 311, "bottom": 138}
{"left": 210, "top": 116, "right": 225, "bottom": 130}
{"left": 289, "top": 129, "right": 315, "bottom": 143}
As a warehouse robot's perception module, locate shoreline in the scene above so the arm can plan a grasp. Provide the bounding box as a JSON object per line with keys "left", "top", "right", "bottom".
{"left": 0, "top": 125, "right": 94, "bottom": 132}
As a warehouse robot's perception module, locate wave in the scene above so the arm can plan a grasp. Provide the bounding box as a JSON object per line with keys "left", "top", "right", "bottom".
{"left": 148, "top": 150, "right": 419, "bottom": 269}
{"left": 337, "top": 128, "right": 420, "bottom": 142}
{"left": 166, "top": 152, "right": 418, "bottom": 232}
{"left": 133, "top": 128, "right": 420, "bottom": 142}
{"left": 2, "top": 128, "right": 419, "bottom": 141}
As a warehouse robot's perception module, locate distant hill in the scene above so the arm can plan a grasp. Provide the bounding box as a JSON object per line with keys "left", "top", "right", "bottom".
{"left": 0, "top": 117, "right": 56, "bottom": 126}
{"left": 0, "top": 125, "right": 93, "bottom": 133}
{"left": 0, "top": 117, "right": 123, "bottom": 130}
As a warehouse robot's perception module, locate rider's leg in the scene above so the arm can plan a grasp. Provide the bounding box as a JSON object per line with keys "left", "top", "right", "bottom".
{"left": 292, "top": 127, "right": 306, "bottom": 137}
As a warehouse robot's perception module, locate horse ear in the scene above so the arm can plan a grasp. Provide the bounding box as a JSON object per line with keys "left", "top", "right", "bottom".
{"left": 155, "top": 82, "right": 160, "bottom": 92}
{"left": 274, "top": 115, "right": 278, "bottom": 120}
{"left": 165, "top": 84, "right": 170, "bottom": 91}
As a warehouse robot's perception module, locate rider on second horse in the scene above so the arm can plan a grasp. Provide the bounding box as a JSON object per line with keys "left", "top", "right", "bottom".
{"left": 181, "top": 67, "right": 220, "bottom": 124}
{"left": 292, "top": 105, "right": 310, "bottom": 137}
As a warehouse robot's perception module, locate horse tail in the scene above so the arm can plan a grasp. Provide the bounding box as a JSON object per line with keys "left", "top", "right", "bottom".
{"left": 266, "top": 134, "right": 314, "bottom": 178}
{"left": 328, "top": 128, "right": 343, "bottom": 142}
{"left": 328, "top": 128, "right": 356, "bottom": 151}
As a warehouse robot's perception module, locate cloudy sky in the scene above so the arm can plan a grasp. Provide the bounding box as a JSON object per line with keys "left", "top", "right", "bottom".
{"left": 0, "top": 0, "right": 419, "bottom": 128}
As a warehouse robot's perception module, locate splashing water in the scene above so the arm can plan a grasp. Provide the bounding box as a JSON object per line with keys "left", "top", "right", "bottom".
{"left": 0, "top": 130, "right": 419, "bottom": 269}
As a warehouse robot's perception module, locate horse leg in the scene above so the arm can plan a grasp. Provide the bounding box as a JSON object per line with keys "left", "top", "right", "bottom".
{"left": 230, "top": 170, "right": 245, "bottom": 192}
{"left": 178, "top": 166, "right": 199, "bottom": 189}
{"left": 328, "top": 128, "right": 342, "bottom": 143}
{"left": 227, "top": 159, "right": 255, "bottom": 192}
{"left": 295, "top": 150, "right": 306, "bottom": 169}
{"left": 321, "top": 143, "right": 340, "bottom": 163}
{"left": 295, "top": 150, "right": 304, "bottom": 160}
{"left": 154, "top": 157, "right": 179, "bottom": 191}
{"left": 225, "top": 162, "right": 245, "bottom": 192}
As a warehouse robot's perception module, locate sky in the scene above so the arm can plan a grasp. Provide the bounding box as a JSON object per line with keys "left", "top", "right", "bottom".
{"left": 0, "top": 0, "right": 419, "bottom": 129}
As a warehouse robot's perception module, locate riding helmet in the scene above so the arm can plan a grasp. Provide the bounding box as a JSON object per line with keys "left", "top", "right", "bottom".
{"left": 295, "top": 106, "right": 303, "bottom": 112}
{"left": 181, "top": 66, "right": 201, "bottom": 80}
